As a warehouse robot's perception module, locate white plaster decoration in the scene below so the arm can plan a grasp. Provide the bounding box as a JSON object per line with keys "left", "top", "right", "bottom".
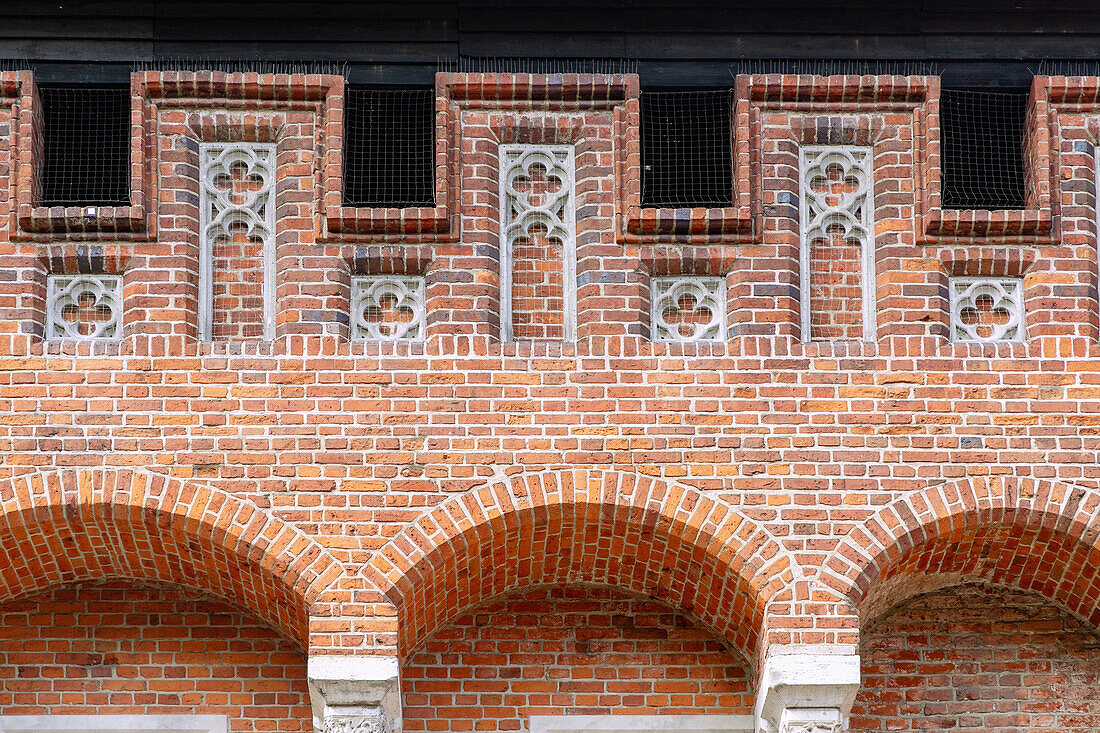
{"left": 799, "top": 145, "right": 875, "bottom": 342}
{"left": 499, "top": 144, "right": 576, "bottom": 342}
{"left": 755, "top": 646, "right": 861, "bottom": 733}
{"left": 46, "top": 273, "right": 123, "bottom": 340}
{"left": 351, "top": 276, "right": 426, "bottom": 341}
{"left": 308, "top": 655, "right": 401, "bottom": 733}
{"left": 530, "top": 715, "right": 755, "bottom": 733}
{"left": 949, "top": 276, "right": 1024, "bottom": 342}
{"left": 651, "top": 276, "right": 726, "bottom": 341}
{"left": 199, "top": 142, "right": 276, "bottom": 341}
{"left": 0, "top": 715, "right": 226, "bottom": 733}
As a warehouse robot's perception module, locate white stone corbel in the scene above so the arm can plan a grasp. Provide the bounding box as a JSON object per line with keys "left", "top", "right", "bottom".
{"left": 308, "top": 656, "right": 401, "bottom": 733}
{"left": 755, "top": 645, "right": 860, "bottom": 733}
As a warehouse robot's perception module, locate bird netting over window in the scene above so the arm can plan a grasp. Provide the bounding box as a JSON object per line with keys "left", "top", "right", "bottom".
{"left": 640, "top": 89, "right": 734, "bottom": 208}
{"left": 940, "top": 88, "right": 1029, "bottom": 210}
{"left": 38, "top": 85, "right": 131, "bottom": 207}
{"left": 342, "top": 86, "right": 436, "bottom": 207}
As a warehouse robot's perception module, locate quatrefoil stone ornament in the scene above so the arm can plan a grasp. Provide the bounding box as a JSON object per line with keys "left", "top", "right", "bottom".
{"left": 351, "top": 276, "right": 426, "bottom": 341}
{"left": 950, "top": 277, "right": 1024, "bottom": 342}
{"left": 651, "top": 277, "right": 726, "bottom": 342}
{"left": 46, "top": 274, "right": 123, "bottom": 341}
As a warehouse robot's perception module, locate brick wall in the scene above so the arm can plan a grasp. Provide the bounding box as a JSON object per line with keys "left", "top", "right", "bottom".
{"left": 0, "top": 69, "right": 1098, "bottom": 730}
{"left": 0, "top": 583, "right": 312, "bottom": 730}
{"left": 402, "top": 585, "right": 752, "bottom": 731}
{"left": 852, "top": 583, "right": 1100, "bottom": 732}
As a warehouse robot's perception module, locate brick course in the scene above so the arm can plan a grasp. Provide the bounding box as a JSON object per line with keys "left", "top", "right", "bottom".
{"left": 1, "top": 68, "right": 1100, "bottom": 729}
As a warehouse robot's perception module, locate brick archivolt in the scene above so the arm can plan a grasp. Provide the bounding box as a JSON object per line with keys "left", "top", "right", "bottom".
{"left": 366, "top": 468, "right": 793, "bottom": 665}
{"left": 0, "top": 467, "right": 343, "bottom": 649}
{"left": 819, "top": 475, "right": 1100, "bottom": 631}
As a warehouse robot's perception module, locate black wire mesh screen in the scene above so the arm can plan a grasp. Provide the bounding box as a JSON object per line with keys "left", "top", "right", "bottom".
{"left": 133, "top": 58, "right": 347, "bottom": 76}
{"left": 640, "top": 90, "right": 733, "bottom": 208}
{"left": 940, "top": 88, "right": 1029, "bottom": 210}
{"left": 438, "top": 57, "right": 639, "bottom": 75}
{"left": 343, "top": 87, "right": 435, "bottom": 207}
{"left": 38, "top": 85, "right": 131, "bottom": 207}
{"left": 730, "top": 59, "right": 940, "bottom": 77}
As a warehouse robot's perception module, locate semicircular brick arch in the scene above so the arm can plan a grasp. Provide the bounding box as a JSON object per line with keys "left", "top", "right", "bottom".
{"left": 0, "top": 467, "right": 344, "bottom": 649}
{"left": 367, "top": 468, "right": 792, "bottom": 664}
{"left": 819, "top": 476, "right": 1100, "bottom": 627}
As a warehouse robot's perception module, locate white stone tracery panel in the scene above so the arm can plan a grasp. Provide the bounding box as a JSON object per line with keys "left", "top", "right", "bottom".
{"left": 651, "top": 276, "right": 726, "bottom": 342}
{"left": 199, "top": 142, "right": 276, "bottom": 341}
{"left": 46, "top": 274, "right": 122, "bottom": 340}
{"left": 351, "top": 275, "right": 426, "bottom": 341}
{"left": 950, "top": 276, "right": 1024, "bottom": 342}
{"left": 799, "top": 145, "right": 875, "bottom": 342}
{"left": 499, "top": 144, "right": 576, "bottom": 342}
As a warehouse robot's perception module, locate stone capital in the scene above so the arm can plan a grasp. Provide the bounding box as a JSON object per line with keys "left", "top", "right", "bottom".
{"left": 754, "top": 645, "right": 860, "bottom": 733}
{"left": 308, "top": 655, "right": 401, "bottom": 733}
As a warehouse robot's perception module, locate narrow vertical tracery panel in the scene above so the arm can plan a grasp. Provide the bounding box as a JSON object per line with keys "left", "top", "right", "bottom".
{"left": 199, "top": 143, "right": 276, "bottom": 341}
{"left": 800, "top": 146, "right": 875, "bottom": 342}
{"left": 500, "top": 145, "right": 576, "bottom": 342}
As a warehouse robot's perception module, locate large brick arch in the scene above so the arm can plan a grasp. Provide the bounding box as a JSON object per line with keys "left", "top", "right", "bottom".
{"left": 367, "top": 468, "right": 791, "bottom": 664}
{"left": 0, "top": 467, "right": 343, "bottom": 649}
{"left": 820, "top": 476, "right": 1100, "bottom": 627}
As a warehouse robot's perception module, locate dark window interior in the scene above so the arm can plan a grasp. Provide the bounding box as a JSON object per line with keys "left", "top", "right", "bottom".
{"left": 343, "top": 86, "right": 435, "bottom": 207}
{"left": 940, "top": 88, "right": 1029, "bottom": 210}
{"left": 39, "top": 85, "right": 131, "bottom": 207}
{"left": 640, "top": 89, "right": 733, "bottom": 208}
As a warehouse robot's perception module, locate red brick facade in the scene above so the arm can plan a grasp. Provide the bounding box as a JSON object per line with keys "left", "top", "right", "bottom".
{"left": 403, "top": 585, "right": 752, "bottom": 730}
{"left": 1, "top": 69, "right": 1100, "bottom": 729}
{"left": 853, "top": 583, "right": 1100, "bottom": 731}
{"left": 0, "top": 583, "right": 312, "bottom": 729}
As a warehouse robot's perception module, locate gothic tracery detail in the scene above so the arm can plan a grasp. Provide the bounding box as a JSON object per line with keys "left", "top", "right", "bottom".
{"left": 950, "top": 276, "right": 1024, "bottom": 342}
{"left": 499, "top": 145, "right": 576, "bottom": 341}
{"left": 800, "top": 145, "right": 875, "bottom": 342}
{"left": 46, "top": 274, "right": 123, "bottom": 340}
{"left": 351, "top": 275, "right": 426, "bottom": 341}
{"left": 199, "top": 142, "right": 276, "bottom": 341}
{"left": 651, "top": 276, "right": 725, "bottom": 341}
